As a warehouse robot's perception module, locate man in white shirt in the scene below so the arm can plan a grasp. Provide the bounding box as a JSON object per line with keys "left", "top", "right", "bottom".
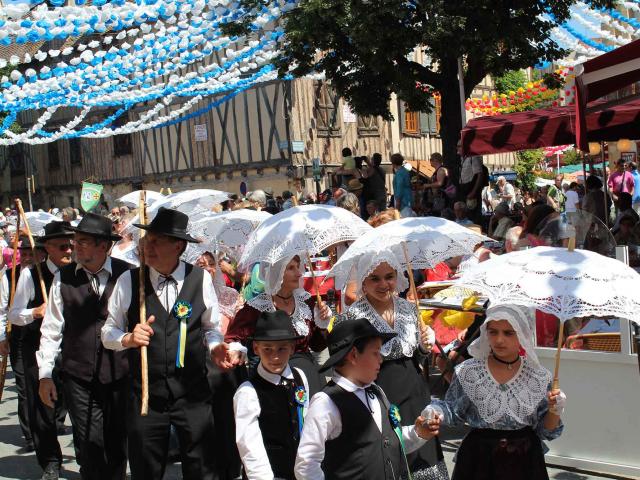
{"left": 496, "top": 176, "right": 516, "bottom": 210}
{"left": 294, "top": 318, "right": 440, "bottom": 480}
{"left": 9, "top": 222, "right": 73, "bottom": 479}
{"left": 37, "top": 213, "right": 133, "bottom": 480}
{"left": 102, "top": 207, "right": 236, "bottom": 479}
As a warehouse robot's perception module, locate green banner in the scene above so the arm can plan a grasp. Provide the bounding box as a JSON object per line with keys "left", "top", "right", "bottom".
{"left": 80, "top": 181, "right": 103, "bottom": 212}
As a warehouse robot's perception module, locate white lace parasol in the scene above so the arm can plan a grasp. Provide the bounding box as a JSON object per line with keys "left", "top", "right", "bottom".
{"left": 326, "top": 217, "right": 490, "bottom": 290}
{"left": 23, "top": 212, "right": 62, "bottom": 236}
{"left": 189, "top": 209, "right": 272, "bottom": 248}
{"left": 117, "top": 190, "right": 165, "bottom": 208}
{"left": 457, "top": 246, "right": 640, "bottom": 323}
{"left": 238, "top": 204, "right": 372, "bottom": 271}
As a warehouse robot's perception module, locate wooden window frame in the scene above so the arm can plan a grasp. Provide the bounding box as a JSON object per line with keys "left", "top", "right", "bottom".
{"left": 48, "top": 141, "right": 60, "bottom": 169}
{"left": 404, "top": 110, "right": 420, "bottom": 135}
{"left": 357, "top": 115, "right": 380, "bottom": 137}
{"left": 69, "top": 138, "right": 82, "bottom": 166}
{"left": 314, "top": 81, "right": 341, "bottom": 138}
{"left": 113, "top": 112, "right": 133, "bottom": 157}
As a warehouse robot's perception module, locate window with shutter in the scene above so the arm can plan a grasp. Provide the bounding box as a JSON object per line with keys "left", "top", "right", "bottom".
{"left": 69, "top": 138, "right": 82, "bottom": 165}
{"left": 48, "top": 141, "right": 60, "bottom": 168}
{"left": 357, "top": 115, "right": 380, "bottom": 137}
{"left": 404, "top": 109, "right": 419, "bottom": 135}
{"left": 315, "top": 82, "right": 341, "bottom": 137}
{"left": 113, "top": 112, "right": 133, "bottom": 156}
{"left": 8, "top": 145, "right": 24, "bottom": 174}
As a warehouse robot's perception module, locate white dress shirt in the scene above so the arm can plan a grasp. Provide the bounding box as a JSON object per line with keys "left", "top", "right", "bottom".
{"left": 9, "top": 259, "right": 58, "bottom": 327}
{"left": 37, "top": 257, "right": 114, "bottom": 380}
{"left": 234, "top": 363, "right": 310, "bottom": 480}
{"left": 294, "top": 374, "right": 426, "bottom": 480}
{"left": 101, "top": 261, "right": 231, "bottom": 355}
{"left": 0, "top": 269, "right": 8, "bottom": 342}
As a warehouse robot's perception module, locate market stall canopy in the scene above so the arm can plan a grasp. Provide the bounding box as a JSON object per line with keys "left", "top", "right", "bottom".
{"left": 575, "top": 38, "right": 640, "bottom": 151}
{"left": 461, "top": 97, "right": 640, "bottom": 156}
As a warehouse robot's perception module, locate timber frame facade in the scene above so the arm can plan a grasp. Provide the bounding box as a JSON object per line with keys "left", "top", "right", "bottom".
{"left": 1, "top": 78, "right": 514, "bottom": 209}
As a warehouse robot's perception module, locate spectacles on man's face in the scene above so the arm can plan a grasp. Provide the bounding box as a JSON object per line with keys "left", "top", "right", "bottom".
{"left": 48, "top": 242, "right": 74, "bottom": 252}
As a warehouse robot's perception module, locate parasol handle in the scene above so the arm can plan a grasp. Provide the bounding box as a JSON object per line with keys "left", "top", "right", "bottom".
{"left": 305, "top": 252, "right": 323, "bottom": 305}
{"left": 552, "top": 320, "right": 565, "bottom": 391}
{"left": 17, "top": 200, "right": 48, "bottom": 303}
{"left": 138, "top": 191, "right": 149, "bottom": 416}
{"left": 567, "top": 236, "right": 576, "bottom": 252}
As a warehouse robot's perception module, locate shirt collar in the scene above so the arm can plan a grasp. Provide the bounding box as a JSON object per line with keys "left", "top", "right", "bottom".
{"left": 332, "top": 373, "right": 374, "bottom": 393}
{"left": 149, "top": 260, "right": 185, "bottom": 286}
{"left": 46, "top": 258, "right": 59, "bottom": 274}
{"left": 75, "top": 256, "right": 112, "bottom": 276}
{"left": 257, "top": 362, "right": 293, "bottom": 385}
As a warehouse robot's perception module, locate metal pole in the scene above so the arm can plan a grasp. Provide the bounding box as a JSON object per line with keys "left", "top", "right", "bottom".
{"left": 601, "top": 142, "right": 609, "bottom": 228}
{"left": 458, "top": 57, "right": 467, "bottom": 128}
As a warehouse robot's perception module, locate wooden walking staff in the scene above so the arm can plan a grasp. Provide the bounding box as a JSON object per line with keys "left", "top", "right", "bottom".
{"left": 552, "top": 236, "right": 576, "bottom": 391}
{"left": 0, "top": 200, "right": 22, "bottom": 401}
{"left": 17, "top": 200, "right": 49, "bottom": 303}
{"left": 138, "top": 191, "right": 150, "bottom": 416}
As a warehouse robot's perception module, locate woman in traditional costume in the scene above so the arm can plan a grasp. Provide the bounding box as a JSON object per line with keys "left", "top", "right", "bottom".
{"left": 341, "top": 252, "right": 449, "bottom": 480}
{"left": 425, "top": 304, "right": 566, "bottom": 480}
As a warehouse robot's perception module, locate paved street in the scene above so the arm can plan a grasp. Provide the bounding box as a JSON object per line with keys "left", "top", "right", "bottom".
{"left": 0, "top": 370, "right": 626, "bottom": 480}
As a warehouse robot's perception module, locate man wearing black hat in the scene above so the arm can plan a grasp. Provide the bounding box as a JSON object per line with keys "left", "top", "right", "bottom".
{"left": 9, "top": 222, "right": 73, "bottom": 479}
{"left": 295, "top": 318, "right": 440, "bottom": 480}
{"left": 102, "top": 207, "right": 236, "bottom": 479}
{"left": 37, "top": 213, "right": 133, "bottom": 480}
{"left": 0, "top": 236, "right": 47, "bottom": 455}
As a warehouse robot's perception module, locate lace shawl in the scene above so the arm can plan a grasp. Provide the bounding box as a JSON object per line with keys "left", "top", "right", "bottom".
{"left": 455, "top": 357, "right": 551, "bottom": 425}
{"left": 246, "top": 288, "right": 313, "bottom": 336}
{"left": 345, "top": 296, "right": 418, "bottom": 360}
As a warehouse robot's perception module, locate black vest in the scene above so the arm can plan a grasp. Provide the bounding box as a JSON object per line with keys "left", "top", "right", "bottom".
{"left": 127, "top": 262, "right": 209, "bottom": 402}
{"left": 322, "top": 382, "right": 407, "bottom": 480}
{"left": 22, "top": 262, "right": 55, "bottom": 348}
{"left": 59, "top": 258, "right": 132, "bottom": 384}
{"left": 5, "top": 266, "right": 24, "bottom": 343}
{"left": 249, "top": 368, "right": 304, "bottom": 480}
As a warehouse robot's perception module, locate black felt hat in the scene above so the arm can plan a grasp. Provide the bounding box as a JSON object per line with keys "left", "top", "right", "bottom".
{"left": 133, "top": 207, "right": 198, "bottom": 243}
{"left": 251, "top": 310, "right": 304, "bottom": 342}
{"left": 39, "top": 221, "right": 74, "bottom": 242}
{"left": 69, "top": 213, "right": 121, "bottom": 241}
{"left": 319, "top": 318, "right": 396, "bottom": 373}
{"left": 17, "top": 236, "right": 45, "bottom": 250}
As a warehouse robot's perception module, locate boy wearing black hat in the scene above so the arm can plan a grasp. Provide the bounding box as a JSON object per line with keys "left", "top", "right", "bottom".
{"left": 295, "top": 318, "right": 441, "bottom": 480}
{"left": 233, "top": 310, "right": 309, "bottom": 480}
{"left": 9, "top": 223, "right": 73, "bottom": 479}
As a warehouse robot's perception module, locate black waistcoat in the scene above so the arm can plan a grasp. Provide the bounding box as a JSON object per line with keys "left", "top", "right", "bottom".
{"left": 250, "top": 368, "right": 304, "bottom": 480}
{"left": 59, "top": 258, "right": 132, "bottom": 384}
{"left": 127, "top": 263, "right": 209, "bottom": 402}
{"left": 5, "top": 266, "right": 23, "bottom": 342}
{"left": 22, "top": 262, "right": 55, "bottom": 347}
{"left": 322, "top": 382, "right": 407, "bottom": 480}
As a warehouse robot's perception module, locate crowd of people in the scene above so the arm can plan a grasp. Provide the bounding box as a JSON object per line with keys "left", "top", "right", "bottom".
{"left": 0, "top": 149, "right": 578, "bottom": 480}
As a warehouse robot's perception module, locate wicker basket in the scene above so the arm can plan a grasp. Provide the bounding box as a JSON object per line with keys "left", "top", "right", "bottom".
{"left": 566, "top": 333, "right": 621, "bottom": 352}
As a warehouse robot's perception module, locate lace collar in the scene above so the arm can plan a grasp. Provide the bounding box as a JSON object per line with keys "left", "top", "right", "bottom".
{"left": 247, "top": 288, "right": 312, "bottom": 336}
{"left": 346, "top": 296, "right": 418, "bottom": 359}
{"left": 455, "top": 357, "right": 551, "bottom": 425}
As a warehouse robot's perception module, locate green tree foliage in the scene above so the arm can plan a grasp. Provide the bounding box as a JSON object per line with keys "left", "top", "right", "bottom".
{"left": 561, "top": 148, "right": 582, "bottom": 165}
{"left": 494, "top": 70, "right": 528, "bottom": 95}
{"left": 223, "top": 0, "right": 612, "bottom": 166}
{"left": 515, "top": 149, "right": 544, "bottom": 192}
{"left": 0, "top": 66, "right": 20, "bottom": 134}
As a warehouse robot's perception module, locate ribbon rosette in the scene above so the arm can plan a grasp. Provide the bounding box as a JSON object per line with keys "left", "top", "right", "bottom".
{"left": 389, "top": 403, "right": 402, "bottom": 429}
{"left": 294, "top": 386, "right": 307, "bottom": 435}
{"left": 173, "top": 301, "right": 193, "bottom": 368}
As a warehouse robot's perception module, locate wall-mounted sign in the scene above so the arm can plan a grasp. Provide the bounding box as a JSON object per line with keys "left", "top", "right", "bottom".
{"left": 342, "top": 104, "right": 356, "bottom": 123}
{"left": 194, "top": 124, "right": 207, "bottom": 142}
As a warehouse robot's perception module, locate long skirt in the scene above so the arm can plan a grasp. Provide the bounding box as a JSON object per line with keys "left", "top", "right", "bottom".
{"left": 377, "top": 356, "right": 449, "bottom": 480}
{"left": 452, "top": 427, "right": 549, "bottom": 480}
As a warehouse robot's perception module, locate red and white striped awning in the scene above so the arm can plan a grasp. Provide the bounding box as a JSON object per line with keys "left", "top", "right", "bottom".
{"left": 575, "top": 39, "right": 640, "bottom": 150}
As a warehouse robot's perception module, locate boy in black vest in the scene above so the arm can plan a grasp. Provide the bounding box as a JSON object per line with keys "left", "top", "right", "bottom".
{"left": 102, "top": 207, "right": 238, "bottom": 479}
{"left": 234, "top": 310, "right": 309, "bottom": 480}
{"left": 295, "top": 318, "right": 441, "bottom": 480}
{"left": 37, "top": 213, "right": 133, "bottom": 480}
{"left": 9, "top": 222, "right": 73, "bottom": 479}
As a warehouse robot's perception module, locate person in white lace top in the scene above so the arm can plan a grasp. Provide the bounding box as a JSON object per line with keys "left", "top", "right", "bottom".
{"left": 225, "top": 255, "right": 331, "bottom": 395}
{"left": 341, "top": 251, "right": 450, "bottom": 480}
{"left": 424, "top": 304, "right": 566, "bottom": 480}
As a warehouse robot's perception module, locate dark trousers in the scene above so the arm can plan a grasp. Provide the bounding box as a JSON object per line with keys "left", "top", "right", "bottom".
{"left": 23, "top": 344, "right": 62, "bottom": 469}
{"left": 9, "top": 328, "right": 31, "bottom": 444}
{"left": 128, "top": 392, "right": 217, "bottom": 480}
{"left": 63, "top": 374, "right": 128, "bottom": 480}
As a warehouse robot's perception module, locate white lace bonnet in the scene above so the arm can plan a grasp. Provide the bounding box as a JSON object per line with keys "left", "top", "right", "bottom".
{"left": 352, "top": 250, "right": 409, "bottom": 296}
{"left": 259, "top": 254, "right": 304, "bottom": 296}
{"left": 468, "top": 304, "right": 541, "bottom": 368}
